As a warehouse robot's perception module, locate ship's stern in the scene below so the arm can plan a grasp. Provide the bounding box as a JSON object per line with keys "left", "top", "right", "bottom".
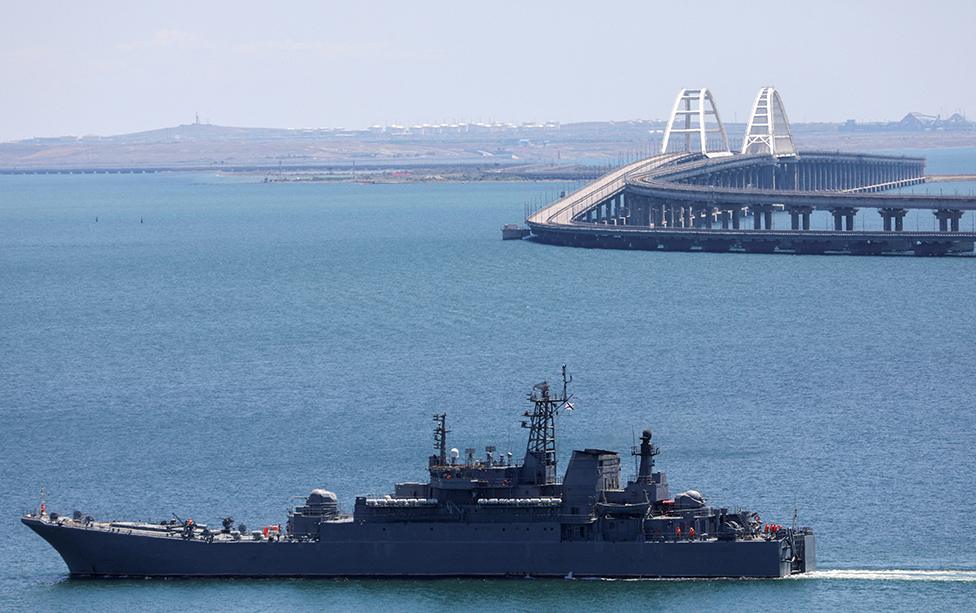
{"left": 792, "top": 529, "right": 816, "bottom": 574}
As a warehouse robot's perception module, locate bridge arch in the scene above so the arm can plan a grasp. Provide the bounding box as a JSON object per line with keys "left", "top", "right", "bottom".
{"left": 660, "top": 88, "right": 732, "bottom": 158}
{"left": 741, "top": 87, "right": 796, "bottom": 157}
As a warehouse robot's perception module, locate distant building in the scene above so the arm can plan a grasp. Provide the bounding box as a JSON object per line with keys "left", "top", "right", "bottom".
{"left": 898, "top": 112, "right": 939, "bottom": 129}
{"left": 840, "top": 111, "right": 974, "bottom": 132}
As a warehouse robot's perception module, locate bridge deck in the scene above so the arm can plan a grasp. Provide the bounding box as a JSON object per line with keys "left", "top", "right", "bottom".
{"left": 627, "top": 174, "right": 976, "bottom": 210}
{"left": 524, "top": 151, "right": 975, "bottom": 256}
{"left": 527, "top": 153, "right": 694, "bottom": 225}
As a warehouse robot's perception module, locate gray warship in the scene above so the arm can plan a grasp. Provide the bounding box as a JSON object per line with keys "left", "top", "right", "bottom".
{"left": 23, "top": 368, "right": 814, "bottom": 578}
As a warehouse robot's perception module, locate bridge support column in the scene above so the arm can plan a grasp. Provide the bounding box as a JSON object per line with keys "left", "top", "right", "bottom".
{"left": 933, "top": 209, "right": 963, "bottom": 232}
{"left": 879, "top": 208, "right": 893, "bottom": 232}
{"left": 831, "top": 207, "right": 858, "bottom": 231}
{"left": 704, "top": 207, "right": 714, "bottom": 229}
{"left": 753, "top": 204, "right": 774, "bottom": 230}
{"left": 879, "top": 207, "right": 909, "bottom": 232}
{"left": 789, "top": 208, "right": 800, "bottom": 230}
{"left": 787, "top": 206, "right": 813, "bottom": 230}
{"left": 628, "top": 197, "right": 642, "bottom": 226}
{"left": 721, "top": 209, "right": 730, "bottom": 229}
{"left": 893, "top": 208, "right": 907, "bottom": 231}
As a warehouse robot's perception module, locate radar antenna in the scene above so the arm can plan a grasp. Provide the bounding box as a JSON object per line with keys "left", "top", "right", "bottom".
{"left": 521, "top": 365, "right": 574, "bottom": 486}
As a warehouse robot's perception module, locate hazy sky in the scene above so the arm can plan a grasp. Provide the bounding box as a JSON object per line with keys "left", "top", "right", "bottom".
{"left": 1, "top": 0, "right": 973, "bottom": 141}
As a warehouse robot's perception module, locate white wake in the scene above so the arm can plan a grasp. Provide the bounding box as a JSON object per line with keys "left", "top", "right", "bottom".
{"left": 796, "top": 569, "right": 976, "bottom": 582}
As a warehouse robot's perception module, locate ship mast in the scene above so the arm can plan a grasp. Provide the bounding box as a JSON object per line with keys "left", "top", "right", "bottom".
{"left": 521, "top": 365, "right": 573, "bottom": 485}
{"left": 431, "top": 413, "right": 449, "bottom": 466}
{"left": 632, "top": 429, "right": 660, "bottom": 483}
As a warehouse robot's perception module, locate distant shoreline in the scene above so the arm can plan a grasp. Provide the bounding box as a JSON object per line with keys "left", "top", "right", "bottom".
{"left": 2, "top": 120, "right": 975, "bottom": 176}
{"left": 4, "top": 165, "right": 976, "bottom": 186}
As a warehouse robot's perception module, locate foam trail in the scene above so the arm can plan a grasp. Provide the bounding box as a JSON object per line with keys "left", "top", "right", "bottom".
{"left": 796, "top": 569, "right": 976, "bottom": 582}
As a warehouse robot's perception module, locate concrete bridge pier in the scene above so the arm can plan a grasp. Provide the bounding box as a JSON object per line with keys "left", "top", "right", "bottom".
{"left": 786, "top": 205, "right": 813, "bottom": 230}
{"left": 638, "top": 196, "right": 652, "bottom": 226}
{"left": 879, "top": 207, "right": 908, "bottom": 232}
{"left": 752, "top": 204, "right": 775, "bottom": 230}
{"left": 933, "top": 209, "right": 964, "bottom": 232}
{"left": 831, "top": 207, "right": 858, "bottom": 231}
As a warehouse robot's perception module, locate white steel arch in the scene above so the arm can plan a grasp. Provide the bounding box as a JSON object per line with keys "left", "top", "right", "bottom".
{"left": 741, "top": 87, "right": 796, "bottom": 157}
{"left": 660, "top": 88, "right": 732, "bottom": 157}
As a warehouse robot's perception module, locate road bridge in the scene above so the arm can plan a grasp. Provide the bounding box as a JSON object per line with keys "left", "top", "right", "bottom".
{"left": 524, "top": 88, "right": 976, "bottom": 256}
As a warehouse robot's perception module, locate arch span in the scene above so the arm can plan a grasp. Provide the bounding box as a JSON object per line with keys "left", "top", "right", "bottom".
{"left": 660, "top": 88, "right": 732, "bottom": 158}
{"left": 741, "top": 87, "right": 796, "bottom": 157}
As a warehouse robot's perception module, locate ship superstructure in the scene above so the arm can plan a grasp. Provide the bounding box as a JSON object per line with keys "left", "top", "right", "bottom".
{"left": 23, "top": 368, "right": 814, "bottom": 578}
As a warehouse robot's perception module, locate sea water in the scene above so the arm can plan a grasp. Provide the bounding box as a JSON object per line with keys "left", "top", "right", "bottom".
{"left": 1, "top": 150, "right": 975, "bottom": 611}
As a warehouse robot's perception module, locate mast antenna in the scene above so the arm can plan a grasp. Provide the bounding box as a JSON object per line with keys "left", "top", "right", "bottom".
{"left": 521, "top": 365, "right": 574, "bottom": 486}
{"left": 432, "top": 413, "right": 449, "bottom": 465}
{"left": 561, "top": 364, "right": 572, "bottom": 401}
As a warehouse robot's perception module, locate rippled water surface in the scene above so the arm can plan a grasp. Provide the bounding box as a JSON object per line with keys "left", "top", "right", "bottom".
{"left": 2, "top": 155, "right": 975, "bottom": 611}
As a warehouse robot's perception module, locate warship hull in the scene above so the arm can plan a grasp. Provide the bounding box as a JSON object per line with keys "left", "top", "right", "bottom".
{"left": 24, "top": 517, "right": 813, "bottom": 579}
{"left": 23, "top": 370, "right": 817, "bottom": 580}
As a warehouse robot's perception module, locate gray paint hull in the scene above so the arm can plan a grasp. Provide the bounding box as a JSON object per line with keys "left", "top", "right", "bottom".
{"left": 24, "top": 518, "right": 810, "bottom": 579}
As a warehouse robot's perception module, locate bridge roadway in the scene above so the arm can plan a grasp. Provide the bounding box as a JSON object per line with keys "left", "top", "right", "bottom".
{"left": 628, "top": 167, "right": 976, "bottom": 211}
{"left": 526, "top": 153, "right": 696, "bottom": 226}
{"left": 525, "top": 152, "right": 976, "bottom": 256}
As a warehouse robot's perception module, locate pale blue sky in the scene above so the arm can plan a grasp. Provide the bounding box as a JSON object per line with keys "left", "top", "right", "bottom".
{"left": 1, "top": 0, "right": 972, "bottom": 141}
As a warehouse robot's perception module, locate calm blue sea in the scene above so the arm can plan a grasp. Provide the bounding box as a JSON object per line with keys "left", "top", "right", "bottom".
{"left": 2, "top": 148, "right": 976, "bottom": 611}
